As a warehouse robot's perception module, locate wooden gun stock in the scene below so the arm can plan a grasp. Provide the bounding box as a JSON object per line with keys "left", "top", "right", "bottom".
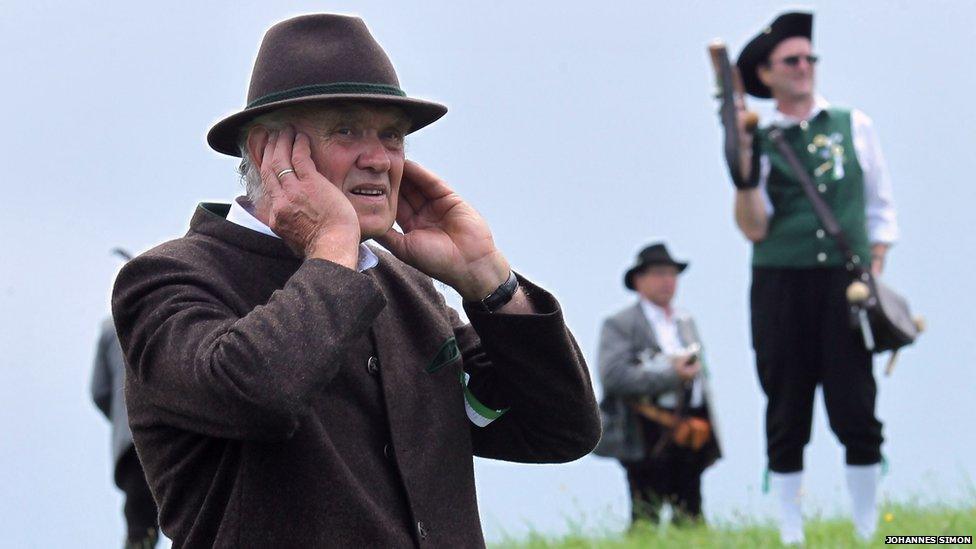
{"left": 708, "top": 41, "right": 758, "bottom": 130}
{"left": 708, "top": 40, "right": 758, "bottom": 186}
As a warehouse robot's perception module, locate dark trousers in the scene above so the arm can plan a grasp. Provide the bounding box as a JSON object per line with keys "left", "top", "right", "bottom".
{"left": 114, "top": 446, "right": 159, "bottom": 547}
{"left": 622, "top": 411, "right": 708, "bottom": 525}
{"left": 751, "top": 267, "right": 883, "bottom": 473}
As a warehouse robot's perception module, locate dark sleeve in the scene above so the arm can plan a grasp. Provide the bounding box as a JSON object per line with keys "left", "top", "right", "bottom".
{"left": 112, "top": 253, "right": 386, "bottom": 442}
{"left": 597, "top": 316, "right": 681, "bottom": 397}
{"left": 451, "top": 275, "right": 600, "bottom": 463}
{"left": 90, "top": 324, "right": 113, "bottom": 418}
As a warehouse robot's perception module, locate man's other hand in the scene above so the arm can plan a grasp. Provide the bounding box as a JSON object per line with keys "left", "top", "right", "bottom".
{"left": 870, "top": 243, "right": 889, "bottom": 276}
{"left": 377, "top": 160, "right": 510, "bottom": 302}
{"left": 671, "top": 354, "right": 701, "bottom": 382}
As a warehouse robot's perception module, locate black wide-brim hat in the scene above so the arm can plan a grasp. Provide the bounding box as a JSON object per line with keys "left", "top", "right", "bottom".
{"left": 736, "top": 11, "right": 813, "bottom": 99}
{"left": 207, "top": 14, "right": 448, "bottom": 157}
{"left": 624, "top": 243, "right": 688, "bottom": 290}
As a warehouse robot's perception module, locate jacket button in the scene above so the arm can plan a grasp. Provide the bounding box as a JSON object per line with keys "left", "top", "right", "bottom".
{"left": 417, "top": 521, "right": 428, "bottom": 540}
{"left": 816, "top": 229, "right": 825, "bottom": 239}
{"left": 817, "top": 183, "right": 827, "bottom": 193}
{"left": 367, "top": 356, "right": 380, "bottom": 375}
{"left": 817, "top": 252, "right": 827, "bottom": 262}
{"left": 383, "top": 443, "right": 394, "bottom": 460}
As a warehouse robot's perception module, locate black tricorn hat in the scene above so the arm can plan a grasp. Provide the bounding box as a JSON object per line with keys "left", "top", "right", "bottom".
{"left": 736, "top": 11, "right": 814, "bottom": 99}
{"left": 624, "top": 243, "right": 689, "bottom": 290}
{"left": 207, "top": 14, "right": 448, "bottom": 157}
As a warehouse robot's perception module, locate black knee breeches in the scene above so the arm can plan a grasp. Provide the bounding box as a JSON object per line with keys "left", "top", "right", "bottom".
{"left": 751, "top": 267, "right": 883, "bottom": 473}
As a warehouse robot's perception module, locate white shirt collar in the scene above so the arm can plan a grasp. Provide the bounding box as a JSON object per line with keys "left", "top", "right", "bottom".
{"left": 227, "top": 197, "right": 278, "bottom": 238}
{"left": 639, "top": 298, "right": 673, "bottom": 324}
{"left": 225, "top": 197, "right": 378, "bottom": 273}
{"left": 356, "top": 244, "right": 379, "bottom": 272}
{"left": 768, "top": 95, "right": 831, "bottom": 128}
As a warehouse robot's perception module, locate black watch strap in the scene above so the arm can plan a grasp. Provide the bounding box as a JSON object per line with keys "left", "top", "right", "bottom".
{"left": 466, "top": 271, "right": 518, "bottom": 313}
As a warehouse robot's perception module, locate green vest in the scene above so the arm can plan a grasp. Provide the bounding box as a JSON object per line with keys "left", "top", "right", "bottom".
{"left": 753, "top": 107, "right": 871, "bottom": 268}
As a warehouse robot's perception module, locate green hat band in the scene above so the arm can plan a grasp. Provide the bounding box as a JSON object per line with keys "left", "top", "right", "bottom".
{"left": 247, "top": 82, "right": 407, "bottom": 109}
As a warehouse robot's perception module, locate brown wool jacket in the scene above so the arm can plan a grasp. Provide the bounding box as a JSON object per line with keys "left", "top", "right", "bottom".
{"left": 112, "top": 203, "right": 600, "bottom": 548}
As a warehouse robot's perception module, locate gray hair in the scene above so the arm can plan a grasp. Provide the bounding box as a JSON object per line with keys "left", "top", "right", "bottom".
{"left": 237, "top": 107, "right": 306, "bottom": 203}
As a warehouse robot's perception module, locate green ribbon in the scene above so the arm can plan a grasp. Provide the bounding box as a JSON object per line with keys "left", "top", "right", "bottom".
{"left": 460, "top": 371, "right": 508, "bottom": 427}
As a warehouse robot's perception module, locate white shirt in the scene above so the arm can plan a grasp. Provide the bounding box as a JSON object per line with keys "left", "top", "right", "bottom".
{"left": 758, "top": 96, "right": 899, "bottom": 245}
{"left": 225, "top": 197, "right": 378, "bottom": 272}
{"left": 639, "top": 299, "right": 703, "bottom": 408}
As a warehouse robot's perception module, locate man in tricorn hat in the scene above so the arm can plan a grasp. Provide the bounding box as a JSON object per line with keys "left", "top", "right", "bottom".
{"left": 730, "top": 11, "right": 898, "bottom": 544}
{"left": 112, "top": 14, "right": 599, "bottom": 547}
{"left": 593, "top": 243, "right": 721, "bottom": 527}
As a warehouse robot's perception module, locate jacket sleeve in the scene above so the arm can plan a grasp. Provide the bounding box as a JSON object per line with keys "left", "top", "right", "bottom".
{"left": 597, "top": 315, "right": 681, "bottom": 397}
{"left": 449, "top": 275, "right": 601, "bottom": 464}
{"left": 112, "top": 253, "right": 386, "bottom": 442}
{"left": 90, "top": 322, "right": 114, "bottom": 419}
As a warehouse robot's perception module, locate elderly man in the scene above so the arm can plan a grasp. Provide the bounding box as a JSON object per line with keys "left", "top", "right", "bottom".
{"left": 112, "top": 14, "right": 599, "bottom": 548}
{"left": 593, "top": 243, "right": 721, "bottom": 527}
{"left": 731, "top": 12, "right": 898, "bottom": 544}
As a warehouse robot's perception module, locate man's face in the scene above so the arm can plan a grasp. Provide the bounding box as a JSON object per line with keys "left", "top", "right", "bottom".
{"left": 757, "top": 37, "right": 816, "bottom": 102}
{"left": 291, "top": 103, "right": 409, "bottom": 240}
{"left": 633, "top": 265, "right": 679, "bottom": 308}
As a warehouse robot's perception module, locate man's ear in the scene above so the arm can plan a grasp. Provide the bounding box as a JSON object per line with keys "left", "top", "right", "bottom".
{"left": 245, "top": 126, "right": 271, "bottom": 170}
{"left": 756, "top": 64, "right": 772, "bottom": 87}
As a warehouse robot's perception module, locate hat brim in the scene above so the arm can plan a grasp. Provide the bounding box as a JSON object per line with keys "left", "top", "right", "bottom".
{"left": 624, "top": 260, "right": 689, "bottom": 290}
{"left": 736, "top": 12, "right": 813, "bottom": 99}
{"left": 206, "top": 93, "right": 448, "bottom": 157}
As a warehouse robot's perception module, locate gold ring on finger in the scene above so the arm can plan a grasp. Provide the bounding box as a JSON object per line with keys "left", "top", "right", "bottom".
{"left": 276, "top": 168, "right": 296, "bottom": 179}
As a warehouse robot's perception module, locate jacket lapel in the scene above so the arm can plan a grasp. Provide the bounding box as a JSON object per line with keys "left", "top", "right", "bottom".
{"left": 630, "top": 302, "right": 660, "bottom": 352}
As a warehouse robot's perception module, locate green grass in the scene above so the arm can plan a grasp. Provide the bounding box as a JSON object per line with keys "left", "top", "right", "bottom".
{"left": 491, "top": 502, "right": 976, "bottom": 548}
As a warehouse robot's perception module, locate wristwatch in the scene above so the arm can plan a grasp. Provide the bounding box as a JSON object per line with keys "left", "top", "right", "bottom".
{"left": 466, "top": 271, "right": 519, "bottom": 313}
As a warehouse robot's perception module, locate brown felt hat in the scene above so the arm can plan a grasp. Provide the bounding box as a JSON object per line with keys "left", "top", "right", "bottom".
{"left": 207, "top": 14, "right": 447, "bottom": 157}
{"left": 736, "top": 11, "right": 813, "bottom": 99}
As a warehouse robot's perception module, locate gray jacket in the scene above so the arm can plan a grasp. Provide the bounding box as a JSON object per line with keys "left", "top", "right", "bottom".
{"left": 592, "top": 303, "right": 722, "bottom": 464}
{"left": 90, "top": 317, "right": 134, "bottom": 465}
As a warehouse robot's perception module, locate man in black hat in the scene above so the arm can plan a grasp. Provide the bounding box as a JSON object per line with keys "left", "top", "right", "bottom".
{"left": 593, "top": 243, "right": 721, "bottom": 527}
{"left": 112, "top": 14, "right": 599, "bottom": 547}
{"left": 729, "top": 11, "right": 898, "bottom": 544}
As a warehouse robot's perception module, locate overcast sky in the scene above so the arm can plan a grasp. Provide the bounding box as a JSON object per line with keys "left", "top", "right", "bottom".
{"left": 1, "top": 1, "right": 974, "bottom": 546}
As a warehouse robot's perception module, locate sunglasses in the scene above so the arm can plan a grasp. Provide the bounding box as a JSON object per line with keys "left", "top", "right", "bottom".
{"left": 773, "top": 54, "right": 819, "bottom": 67}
